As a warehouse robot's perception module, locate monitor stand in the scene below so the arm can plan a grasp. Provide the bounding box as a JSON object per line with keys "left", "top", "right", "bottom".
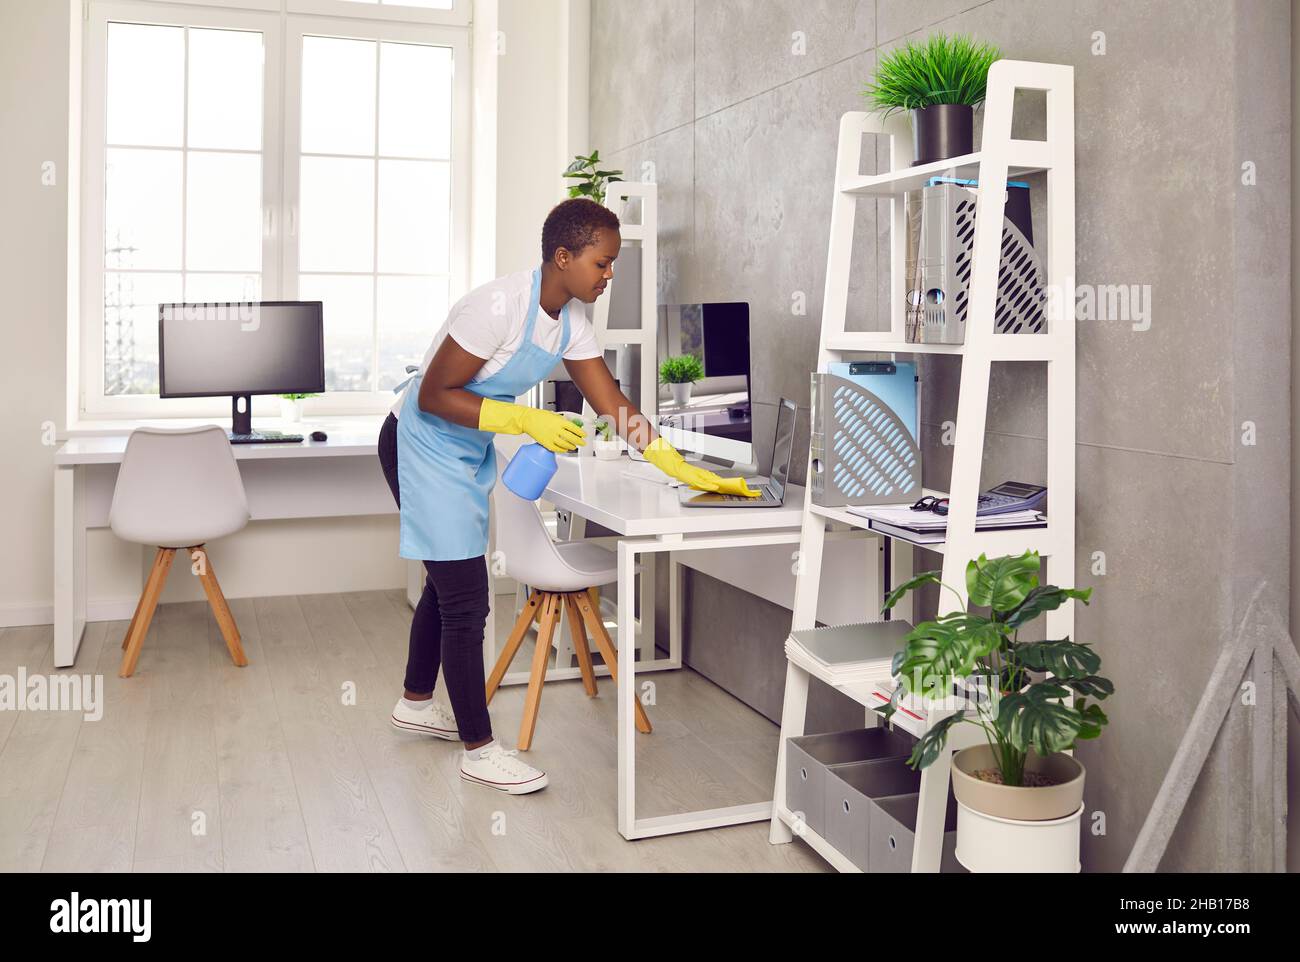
{"left": 228, "top": 393, "right": 301, "bottom": 444}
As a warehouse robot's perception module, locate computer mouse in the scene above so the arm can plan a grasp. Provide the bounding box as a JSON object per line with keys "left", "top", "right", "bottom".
{"left": 310, "top": 430, "right": 328, "bottom": 442}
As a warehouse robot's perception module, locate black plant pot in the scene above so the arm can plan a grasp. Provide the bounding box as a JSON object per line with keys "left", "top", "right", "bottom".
{"left": 911, "top": 103, "right": 974, "bottom": 166}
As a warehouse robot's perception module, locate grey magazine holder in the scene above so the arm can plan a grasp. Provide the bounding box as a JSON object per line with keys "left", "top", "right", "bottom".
{"left": 905, "top": 181, "right": 1047, "bottom": 344}
{"left": 810, "top": 372, "right": 921, "bottom": 506}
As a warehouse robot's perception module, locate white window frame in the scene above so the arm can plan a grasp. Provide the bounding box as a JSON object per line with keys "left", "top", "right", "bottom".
{"left": 78, "top": 0, "right": 472, "bottom": 420}
{"left": 288, "top": 0, "right": 470, "bottom": 28}
{"left": 118, "top": 0, "right": 469, "bottom": 27}
{"left": 283, "top": 14, "right": 471, "bottom": 414}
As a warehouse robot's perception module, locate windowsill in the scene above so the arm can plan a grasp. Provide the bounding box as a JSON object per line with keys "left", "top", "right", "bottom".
{"left": 65, "top": 412, "right": 389, "bottom": 438}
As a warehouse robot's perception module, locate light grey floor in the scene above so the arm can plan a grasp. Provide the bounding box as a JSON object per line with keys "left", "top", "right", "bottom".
{"left": 0, "top": 589, "right": 827, "bottom": 872}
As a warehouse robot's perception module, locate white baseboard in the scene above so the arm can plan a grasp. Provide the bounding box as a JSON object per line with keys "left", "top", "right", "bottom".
{"left": 0, "top": 603, "right": 54, "bottom": 628}
{"left": 0, "top": 598, "right": 161, "bottom": 629}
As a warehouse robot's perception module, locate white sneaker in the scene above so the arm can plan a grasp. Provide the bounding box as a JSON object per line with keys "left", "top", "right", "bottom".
{"left": 390, "top": 698, "right": 458, "bottom": 740}
{"left": 459, "top": 742, "right": 549, "bottom": 795}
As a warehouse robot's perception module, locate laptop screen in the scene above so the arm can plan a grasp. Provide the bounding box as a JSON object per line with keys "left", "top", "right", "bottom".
{"left": 769, "top": 398, "right": 797, "bottom": 498}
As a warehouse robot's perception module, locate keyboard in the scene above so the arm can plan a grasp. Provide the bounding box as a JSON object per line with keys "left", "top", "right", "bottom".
{"left": 228, "top": 431, "right": 304, "bottom": 444}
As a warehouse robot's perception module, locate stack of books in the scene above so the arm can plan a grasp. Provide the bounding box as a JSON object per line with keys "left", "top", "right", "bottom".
{"left": 785, "top": 620, "right": 912, "bottom": 684}
{"left": 843, "top": 504, "right": 1046, "bottom": 544}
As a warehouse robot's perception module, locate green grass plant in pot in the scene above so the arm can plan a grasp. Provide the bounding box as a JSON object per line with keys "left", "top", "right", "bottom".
{"left": 878, "top": 550, "right": 1111, "bottom": 871}
{"left": 659, "top": 354, "right": 704, "bottom": 408}
{"left": 864, "top": 33, "right": 1002, "bottom": 166}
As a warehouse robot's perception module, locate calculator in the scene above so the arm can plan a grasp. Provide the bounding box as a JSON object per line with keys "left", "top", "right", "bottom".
{"left": 934, "top": 481, "right": 1047, "bottom": 517}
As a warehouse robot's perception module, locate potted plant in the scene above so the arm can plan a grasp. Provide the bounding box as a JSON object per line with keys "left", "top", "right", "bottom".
{"left": 590, "top": 416, "right": 621, "bottom": 460}
{"left": 878, "top": 550, "right": 1111, "bottom": 872}
{"left": 864, "top": 33, "right": 1002, "bottom": 166}
{"left": 278, "top": 392, "right": 319, "bottom": 423}
{"left": 561, "top": 150, "right": 624, "bottom": 206}
{"left": 659, "top": 354, "right": 704, "bottom": 407}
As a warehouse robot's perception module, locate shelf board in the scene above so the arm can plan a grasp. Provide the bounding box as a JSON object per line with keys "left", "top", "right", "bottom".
{"left": 808, "top": 500, "right": 1053, "bottom": 555}
{"left": 825, "top": 332, "right": 1068, "bottom": 360}
{"left": 839, "top": 148, "right": 1050, "bottom": 197}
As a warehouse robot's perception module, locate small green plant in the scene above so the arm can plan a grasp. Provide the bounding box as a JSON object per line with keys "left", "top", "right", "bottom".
{"left": 562, "top": 150, "right": 624, "bottom": 206}
{"left": 658, "top": 354, "right": 704, "bottom": 385}
{"left": 565, "top": 414, "right": 614, "bottom": 441}
{"left": 879, "top": 550, "right": 1111, "bottom": 786}
{"left": 864, "top": 33, "right": 1002, "bottom": 114}
{"left": 278, "top": 393, "right": 319, "bottom": 401}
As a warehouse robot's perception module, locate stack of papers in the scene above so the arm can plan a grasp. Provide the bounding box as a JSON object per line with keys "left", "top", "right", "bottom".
{"left": 785, "top": 620, "right": 912, "bottom": 683}
{"left": 844, "top": 504, "right": 1046, "bottom": 544}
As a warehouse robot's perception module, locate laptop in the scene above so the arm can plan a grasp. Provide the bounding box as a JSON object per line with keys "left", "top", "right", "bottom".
{"left": 679, "top": 397, "right": 796, "bottom": 508}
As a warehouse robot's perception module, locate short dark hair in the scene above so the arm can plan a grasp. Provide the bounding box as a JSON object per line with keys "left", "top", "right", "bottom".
{"left": 541, "top": 198, "right": 620, "bottom": 262}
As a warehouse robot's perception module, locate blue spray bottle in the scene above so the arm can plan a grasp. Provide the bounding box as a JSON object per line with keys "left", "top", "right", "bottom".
{"left": 501, "top": 413, "right": 591, "bottom": 501}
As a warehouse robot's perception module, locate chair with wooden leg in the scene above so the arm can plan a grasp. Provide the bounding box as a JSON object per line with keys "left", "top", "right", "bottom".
{"left": 109, "top": 425, "right": 251, "bottom": 677}
{"left": 485, "top": 444, "right": 651, "bottom": 751}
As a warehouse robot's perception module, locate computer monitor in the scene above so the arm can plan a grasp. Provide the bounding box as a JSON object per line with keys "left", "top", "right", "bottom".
{"left": 159, "top": 301, "right": 325, "bottom": 438}
{"left": 655, "top": 302, "right": 752, "bottom": 466}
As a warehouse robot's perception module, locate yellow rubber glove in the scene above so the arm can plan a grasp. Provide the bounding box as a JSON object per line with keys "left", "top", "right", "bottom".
{"left": 478, "top": 397, "right": 587, "bottom": 453}
{"left": 642, "top": 436, "right": 761, "bottom": 496}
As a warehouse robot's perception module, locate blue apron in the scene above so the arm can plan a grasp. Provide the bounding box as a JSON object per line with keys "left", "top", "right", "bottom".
{"left": 396, "top": 269, "right": 571, "bottom": 561}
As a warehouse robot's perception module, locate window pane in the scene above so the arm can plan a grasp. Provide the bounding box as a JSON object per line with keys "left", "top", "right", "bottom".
{"left": 301, "top": 36, "right": 375, "bottom": 156}
{"left": 377, "top": 159, "right": 449, "bottom": 274}
{"left": 379, "top": 42, "right": 452, "bottom": 159}
{"left": 105, "top": 148, "right": 183, "bottom": 270}
{"left": 185, "top": 273, "right": 262, "bottom": 303}
{"left": 378, "top": 275, "right": 448, "bottom": 390}
{"left": 186, "top": 152, "right": 262, "bottom": 271}
{"left": 300, "top": 156, "right": 375, "bottom": 272}
{"left": 103, "top": 271, "right": 180, "bottom": 395}
{"left": 188, "top": 28, "right": 263, "bottom": 151}
{"left": 382, "top": 0, "right": 455, "bottom": 8}
{"left": 299, "top": 274, "right": 374, "bottom": 391}
{"left": 106, "top": 22, "right": 183, "bottom": 146}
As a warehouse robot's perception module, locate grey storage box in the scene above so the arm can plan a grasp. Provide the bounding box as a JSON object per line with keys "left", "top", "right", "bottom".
{"left": 824, "top": 757, "right": 922, "bottom": 871}
{"left": 784, "top": 727, "right": 913, "bottom": 839}
{"left": 870, "top": 791, "right": 963, "bottom": 873}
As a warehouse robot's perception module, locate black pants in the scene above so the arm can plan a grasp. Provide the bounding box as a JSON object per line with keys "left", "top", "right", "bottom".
{"left": 378, "top": 413, "right": 493, "bottom": 743}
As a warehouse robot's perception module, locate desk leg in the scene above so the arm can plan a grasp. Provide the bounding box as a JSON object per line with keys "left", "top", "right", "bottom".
{"left": 53, "top": 465, "right": 87, "bottom": 669}
{"left": 617, "top": 539, "right": 637, "bottom": 839}
{"left": 668, "top": 553, "right": 682, "bottom": 668}
{"left": 638, "top": 548, "right": 656, "bottom": 664}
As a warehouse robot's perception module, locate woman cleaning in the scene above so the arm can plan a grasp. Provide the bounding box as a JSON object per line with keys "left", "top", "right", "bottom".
{"left": 377, "top": 197, "right": 758, "bottom": 795}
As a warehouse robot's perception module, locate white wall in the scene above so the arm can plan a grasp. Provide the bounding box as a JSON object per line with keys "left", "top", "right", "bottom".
{"left": 0, "top": 0, "right": 583, "bottom": 626}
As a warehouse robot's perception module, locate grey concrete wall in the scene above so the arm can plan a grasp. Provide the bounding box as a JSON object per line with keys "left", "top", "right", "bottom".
{"left": 590, "top": 0, "right": 1291, "bottom": 871}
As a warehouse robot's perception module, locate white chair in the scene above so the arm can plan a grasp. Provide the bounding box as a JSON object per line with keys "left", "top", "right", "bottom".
{"left": 486, "top": 442, "right": 651, "bottom": 751}
{"left": 109, "top": 425, "right": 250, "bottom": 678}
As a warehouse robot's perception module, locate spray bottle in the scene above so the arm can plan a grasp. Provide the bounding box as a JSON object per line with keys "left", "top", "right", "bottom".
{"left": 501, "top": 413, "right": 613, "bottom": 500}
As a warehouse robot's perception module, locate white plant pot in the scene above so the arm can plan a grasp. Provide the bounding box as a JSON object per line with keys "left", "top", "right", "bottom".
{"left": 593, "top": 438, "right": 622, "bottom": 460}
{"left": 279, "top": 397, "right": 304, "bottom": 423}
{"left": 670, "top": 382, "right": 692, "bottom": 406}
{"left": 954, "top": 799, "right": 1083, "bottom": 873}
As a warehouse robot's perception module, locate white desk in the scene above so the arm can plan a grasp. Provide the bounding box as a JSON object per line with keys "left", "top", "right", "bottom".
{"left": 52, "top": 417, "right": 395, "bottom": 668}
{"left": 538, "top": 453, "right": 877, "bottom": 841}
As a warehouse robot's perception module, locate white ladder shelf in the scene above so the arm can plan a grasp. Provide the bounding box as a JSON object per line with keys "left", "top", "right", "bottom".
{"left": 768, "top": 59, "right": 1079, "bottom": 872}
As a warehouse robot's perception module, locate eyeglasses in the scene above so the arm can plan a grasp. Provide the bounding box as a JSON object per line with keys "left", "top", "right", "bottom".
{"left": 910, "top": 495, "right": 950, "bottom": 516}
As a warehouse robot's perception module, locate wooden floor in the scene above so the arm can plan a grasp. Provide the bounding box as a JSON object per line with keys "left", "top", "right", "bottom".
{"left": 0, "top": 589, "right": 827, "bottom": 873}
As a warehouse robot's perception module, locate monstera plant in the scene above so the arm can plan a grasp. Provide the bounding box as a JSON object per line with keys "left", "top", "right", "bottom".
{"left": 880, "top": 549, "right": 1110, "bottom": 780}
{"left": 878, "top": 550, "right": 1111, "bottom": 870}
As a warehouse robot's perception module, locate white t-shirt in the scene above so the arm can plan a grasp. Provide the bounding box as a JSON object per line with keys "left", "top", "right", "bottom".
{"left": 390, "top": 269, "right": 603, "bottom": 418}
